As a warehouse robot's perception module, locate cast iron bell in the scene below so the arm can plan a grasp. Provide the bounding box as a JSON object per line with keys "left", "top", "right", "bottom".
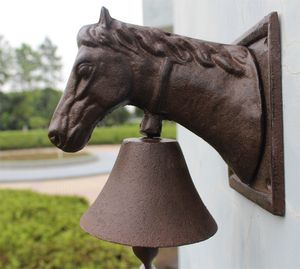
{"left": 80, "top": 136, "right": 217, "bottom": 268}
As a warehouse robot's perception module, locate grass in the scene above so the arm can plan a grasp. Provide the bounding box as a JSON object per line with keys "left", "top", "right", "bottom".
{"left": 0, "top": 189, "right": 139, "bottom": 269}
{"left": 0, "top": 122, "right": 176, "bottom": 150}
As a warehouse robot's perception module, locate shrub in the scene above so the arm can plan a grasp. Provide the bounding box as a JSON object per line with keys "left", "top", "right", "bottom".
{"left": 0, "top": 190, "right": 139, "bottom": 269}
{"left": 29, "top": 116, "right": 48, "bottom": 129}
{"left": 0, "top": 123, "right": 176, "bottom": 150}
{"left": 89, "top": 122, "right": 176, "bottom": 145}
{"left": 0, "top": 129, "right": 52, "bottom": 150}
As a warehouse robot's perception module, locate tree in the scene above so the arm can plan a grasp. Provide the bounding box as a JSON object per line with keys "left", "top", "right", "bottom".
{"left": 0, "top": 91, "right": 13, "bottom": 129}
{"left": 100, "top": 107, "right": 131, "bottom": 126}
{"left": 0, "top": 88, "right": 62, "bottom": 130}
{"left": 0, "top": 36, "right": 13, "bottom": 90}
{"left": 34, "top": 88, "right": 62, "bottom": 123}
{"left": 38, "top": 37, "right": 62, "bottom": 88}
{"left": 14, "top": 43, "right": 41, "bottom": 90}
{"left": 0, "top": 36, "right": 63, "bottom": 91}
{"left": 134, "top": 107, "right": 144, "bottom": 118}
{"left": 13, "top": 38, "right": 62, "bottom": 91}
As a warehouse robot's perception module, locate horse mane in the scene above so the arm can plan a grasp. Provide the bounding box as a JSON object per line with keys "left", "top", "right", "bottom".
{"left": 77, "top": 19, "right": 246, "bottom": 76}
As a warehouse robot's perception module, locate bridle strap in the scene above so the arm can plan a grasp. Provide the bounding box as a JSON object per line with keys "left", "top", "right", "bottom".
{"left": 148, "top": 58, "right": 173, "bottom": 115}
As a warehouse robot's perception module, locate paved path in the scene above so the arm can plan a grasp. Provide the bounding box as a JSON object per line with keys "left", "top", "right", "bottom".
{"left": 0, "top": 174, "right": 109, "bottom": 203}
{"left": 0, "top": 145, "right": 119, "bottom": 182}
{"left": 0, "top": 145, "right": 120, "bottom": 202}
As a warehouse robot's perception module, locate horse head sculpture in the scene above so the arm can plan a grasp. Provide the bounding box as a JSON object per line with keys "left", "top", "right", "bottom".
{"left": 49, "top": 7, "right": 284, "bottom": 215}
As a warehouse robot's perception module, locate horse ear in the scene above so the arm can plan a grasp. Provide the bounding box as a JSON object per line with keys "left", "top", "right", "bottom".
{"left": 99, "top": 7, "right": 112, "bottom": 28}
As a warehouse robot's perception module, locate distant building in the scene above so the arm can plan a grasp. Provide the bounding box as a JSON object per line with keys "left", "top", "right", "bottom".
{"left": 142, "top": 0, "right": 173, "bottom": 32}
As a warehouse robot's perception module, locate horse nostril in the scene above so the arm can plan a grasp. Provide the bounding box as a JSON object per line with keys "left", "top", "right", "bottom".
{"left": 48, "top": 130, "right": 62, "bottom": 147}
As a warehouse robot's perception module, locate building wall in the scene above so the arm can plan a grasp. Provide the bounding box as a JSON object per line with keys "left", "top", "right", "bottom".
{"left": 174, "top": 0, "right": 300, "bottom": 268}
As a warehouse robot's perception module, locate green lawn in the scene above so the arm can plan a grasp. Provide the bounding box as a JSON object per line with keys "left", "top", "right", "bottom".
{"left": 0, "top": 190, "right": 139, "bottom": 269}
{"left": 0, "top": 123, "right": 176, "bottom": 150}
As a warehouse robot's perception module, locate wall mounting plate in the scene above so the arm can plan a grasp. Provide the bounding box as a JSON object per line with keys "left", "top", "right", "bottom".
{"left": 229, "top": 12, "right": 285, "bottom": 216}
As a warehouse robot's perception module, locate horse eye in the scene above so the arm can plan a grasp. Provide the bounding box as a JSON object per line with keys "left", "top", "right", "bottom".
{"left": 77, "top": 63, "right": 94, "bottom": 79}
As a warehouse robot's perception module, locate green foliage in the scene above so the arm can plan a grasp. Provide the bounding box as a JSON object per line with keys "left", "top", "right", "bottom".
{"left": 29, "top": 116, "right": 48, "bottom": 130}
{"left": 0, "top": 88, "right": 62, "bottom": 130}
{"left": 134, "top": 107, "right": 144, "bottom": 118}
{"left": 0, "top": 189, "right": 139, "bottom": 269}
{"left": 0, "top": 129, "right": 51, "bottom": 150}
{"left": 0, "top": 123, "right": 176, "bottom": 150}
{"left": 0, "top": 35, "right": 63, "bottom": 91}
{"left": 100, "top": 107, "right": 131, "bottom": 127}
{"left": 38, "top": 37, "right": 63, "bottom": 89}
{"left": 15, "top": 43, "right": 41, "bottom": 90}
{"left": 90, "top": 122, "right": 176, "bottom": 145}
{"left": 0, "top": 90, "right": 133, "bottom": 131}
{"left": 0, "top": 36, "right": 13, "bottom": 89}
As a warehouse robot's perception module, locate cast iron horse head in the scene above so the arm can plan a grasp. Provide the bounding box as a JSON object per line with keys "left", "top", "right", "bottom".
{"left": 49, "top": 7, "right": 263, "bottom": 185}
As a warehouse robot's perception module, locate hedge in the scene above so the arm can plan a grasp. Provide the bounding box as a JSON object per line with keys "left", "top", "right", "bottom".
{"left": 0, "top": 190, "right": 139, "bottom": 269}
{"left": 0, "top": 123, "right": 176, "bottom": 150}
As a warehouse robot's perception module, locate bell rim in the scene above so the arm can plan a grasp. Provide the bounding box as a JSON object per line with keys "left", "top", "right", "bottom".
{"left": 80, "top": 214, "right": 218, "bottom": 248}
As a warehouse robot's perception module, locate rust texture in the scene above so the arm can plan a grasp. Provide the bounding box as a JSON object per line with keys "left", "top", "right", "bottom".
{"left": 80, "top": 138, "right": 217, "bottom": 247}
{"left": 229, "top": 12, "right": 284, "bottom": 215}
{"left": 47, "top": 7, "right": 284, "bottom": 267}
{"left": 48, "top": 7, "right": 263, "bottom": 186}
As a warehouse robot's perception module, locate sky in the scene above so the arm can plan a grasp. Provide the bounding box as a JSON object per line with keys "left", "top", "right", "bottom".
{"left": 0, "top": 0, "right": 143, "bottom": 89}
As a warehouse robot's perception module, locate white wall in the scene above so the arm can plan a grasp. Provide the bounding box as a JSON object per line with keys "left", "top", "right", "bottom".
{"left": 174, "top": 0, "right": 300, "bottom": 268}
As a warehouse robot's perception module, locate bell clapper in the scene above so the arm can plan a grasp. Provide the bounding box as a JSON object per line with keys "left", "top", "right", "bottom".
{"left": 139, "top": 265, "right": 157, "bottom": 269}
{"left": 132, "top": 246, "right": 159, "bottom": 269}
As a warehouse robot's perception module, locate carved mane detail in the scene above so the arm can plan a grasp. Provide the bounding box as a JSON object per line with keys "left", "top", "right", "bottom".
{"left": 77, "top": 9, "right": 246, "bottom": 76}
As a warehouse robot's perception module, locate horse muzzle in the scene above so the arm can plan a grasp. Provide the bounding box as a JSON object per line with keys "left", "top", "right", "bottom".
{"left": 50, "top": 128, "right": 91, "bottom": 153}
{"left": 48, "top": 119, "right": 90, "bottom": 152}
{"left": 48, "top": 128, "right": 67, "bottom": 150}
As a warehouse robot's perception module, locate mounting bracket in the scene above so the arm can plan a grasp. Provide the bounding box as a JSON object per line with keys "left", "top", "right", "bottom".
{"left": 229, "top": 12, "right": 284, "bottom": 216}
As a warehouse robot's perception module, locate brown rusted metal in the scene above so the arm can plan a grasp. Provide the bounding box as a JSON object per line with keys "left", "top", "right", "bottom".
{"left": 48, "top": 7, "right": 263, "bottom": 186}
{"left": 133, "top": 246, "right": 158, "bottom": 269}
{"left": 140, "top": 111, "right": 162, "bottom": 138}
{"left": 80, "top": 138, "right": 218, "bottom": 247}
{"left": 47, "top": 7, "right": 284, "bottom": 267}
{"left": 229, "top": 12, "right": 285, "bottom": 216}
{"left": 48, "top": 7, "right": 284, "bottom": 217}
